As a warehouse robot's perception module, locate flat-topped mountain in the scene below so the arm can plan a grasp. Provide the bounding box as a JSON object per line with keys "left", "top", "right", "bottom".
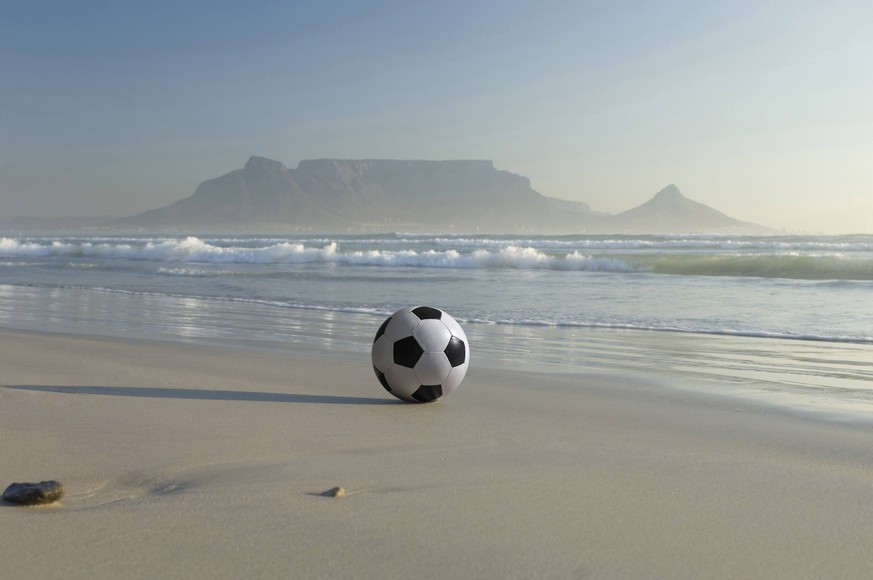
{"left": 109, "top": 157, "right": 769, "bottom": 233}
{"left": 111, "top": 157, "right": 597, "bottom": 231}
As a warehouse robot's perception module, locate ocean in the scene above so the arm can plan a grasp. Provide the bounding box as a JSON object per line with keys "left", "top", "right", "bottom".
{"left": 2, "top": 232, "right": 872, "bottom": 417}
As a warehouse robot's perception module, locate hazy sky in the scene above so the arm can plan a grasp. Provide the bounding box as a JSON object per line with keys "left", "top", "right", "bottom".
{"left": 2, "top": 0, "right": 872, "bottom": 233}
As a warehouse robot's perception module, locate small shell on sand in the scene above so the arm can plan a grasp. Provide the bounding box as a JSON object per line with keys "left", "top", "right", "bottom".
{"left": 2, "top": 481, "right": 65, "bottom": 506}
{"left": 322, "top": 486, "right": 345, "bottom": 498}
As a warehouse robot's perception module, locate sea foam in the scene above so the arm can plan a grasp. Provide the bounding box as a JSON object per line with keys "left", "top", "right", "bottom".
{"left": 2, "top": 235, "right": 872, "bottom": 280}
{"left": 0, "top": 237, "right": 636, "bottom": 272}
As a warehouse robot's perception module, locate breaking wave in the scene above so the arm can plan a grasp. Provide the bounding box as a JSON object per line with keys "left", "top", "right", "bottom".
{"left": 0, "top": 236, "right": 635, "bottom": 272}
{"left": 2, "top": 235, "right": 873, "bottom": 280}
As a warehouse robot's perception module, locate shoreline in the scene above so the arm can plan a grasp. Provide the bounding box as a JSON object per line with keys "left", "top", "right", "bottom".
{"left": 5, "top": 319, "right": 873, "bottom": 424}
{"left": 4, "top": 328, "right": 873, "bottom": 578}
{"left": 2, "top": 278, "right": 871, "bottom": 425}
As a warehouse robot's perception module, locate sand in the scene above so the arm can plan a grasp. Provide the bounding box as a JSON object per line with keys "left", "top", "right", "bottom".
{"left": 3, "top": 328, "right": 873, "bottom": 579}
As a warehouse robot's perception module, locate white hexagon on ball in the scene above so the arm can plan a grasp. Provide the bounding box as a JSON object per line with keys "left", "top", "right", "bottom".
{"left": 371, "top": 306, "right": 470, "bottom": 403}
{"left": 413, "top": 319, "right": 452, "bottom": 352}
{"left": 414, "top": 351, "right": 453, "bottom": 385}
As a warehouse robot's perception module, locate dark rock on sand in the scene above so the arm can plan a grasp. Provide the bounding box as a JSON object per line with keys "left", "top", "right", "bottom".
{"left": 2, "top": 481, "right": 65, "bottom": 505}
{"left": 322, "top": 486, "right": 345, "bottom": 498}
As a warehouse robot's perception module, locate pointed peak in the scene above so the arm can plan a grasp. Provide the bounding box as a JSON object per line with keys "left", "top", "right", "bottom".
{"left": 652, "top": 184, "right": 683, "bottom": 201}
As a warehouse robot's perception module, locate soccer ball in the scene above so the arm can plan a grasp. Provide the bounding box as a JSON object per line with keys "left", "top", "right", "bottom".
{"left": 371, "top": 306, "right": 470, "bottom": 403}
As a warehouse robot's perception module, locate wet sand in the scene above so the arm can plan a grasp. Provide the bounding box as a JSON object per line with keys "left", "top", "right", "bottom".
{"left": 3, "top": 328, "right": 873, "bottom": 579}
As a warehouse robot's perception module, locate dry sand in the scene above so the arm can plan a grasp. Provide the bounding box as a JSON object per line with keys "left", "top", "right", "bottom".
{"left": 3, "top": 328, "right": 873, "bottom": 579}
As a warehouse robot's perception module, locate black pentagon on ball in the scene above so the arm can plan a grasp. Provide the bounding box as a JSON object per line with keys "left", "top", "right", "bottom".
{"left": 444, "top": 336, "right": 466, "bottom": 367}
{"left": 412, "top": 384, "right": 443, "bottom": 403}
{"left": 394, "top": 336, "right": 424, "bottom": 368}
{"left": 373, "top": 316, "right": 392, "bottom": 343}
{"left": 412, "top": 306, "right": 442, "bottom": 320}
{"left": 373, "top": 366, "right": 392, "bottom": 392}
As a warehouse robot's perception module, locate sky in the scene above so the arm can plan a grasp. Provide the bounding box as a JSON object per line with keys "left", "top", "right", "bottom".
{"left": 2, "top": 0, "right": 872, "bottom": 233}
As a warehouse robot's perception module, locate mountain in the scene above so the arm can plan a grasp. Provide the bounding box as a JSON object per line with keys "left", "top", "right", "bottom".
{"left": 114, "top": 157, "right": 324, "bottom": 228}
{"left": 607, "top": 184, "right": 767, "bottom": 233}
{"left": 108, "top": 157, "right": 769, "bottom": 233}
{"left": 110, "top": 157, "right": 598, "bottom": 232}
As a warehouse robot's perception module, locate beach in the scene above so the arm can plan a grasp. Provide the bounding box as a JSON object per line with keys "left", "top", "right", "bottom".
{"left": 7, "top": 0, "right": 873, "bottom": 575}
{"left": 4, "top": 328, "right": 873, "bottom": 579}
